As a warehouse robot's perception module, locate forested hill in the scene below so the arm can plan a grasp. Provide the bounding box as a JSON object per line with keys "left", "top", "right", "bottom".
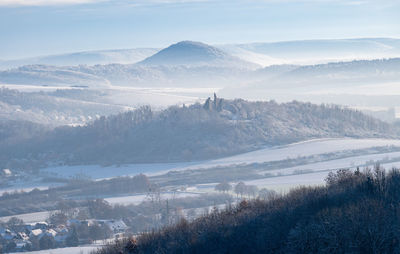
{"left": 0, "top": 96, "right": 396, "bottom": 168}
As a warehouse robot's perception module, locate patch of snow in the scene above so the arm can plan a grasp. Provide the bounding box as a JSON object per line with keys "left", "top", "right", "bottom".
{"left": 9, "top": 245, "right": 100, "bottom": 254}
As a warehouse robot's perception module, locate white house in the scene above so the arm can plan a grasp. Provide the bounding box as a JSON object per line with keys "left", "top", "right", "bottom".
{"left": 29, "top": 229, "right": 42, "bottom": 238}
{"left": 104, "top": 220, "right": 128, "bottom": 233}
{"left": 1, "top": 168, "right": 12, "bottom": 177}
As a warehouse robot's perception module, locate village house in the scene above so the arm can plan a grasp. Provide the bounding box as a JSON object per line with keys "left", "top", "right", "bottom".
{"left": 1, "top": 168, "right": 12, "bottom": 177}
{"left": 101, "top": 219, "right": 128, "bottom": 233}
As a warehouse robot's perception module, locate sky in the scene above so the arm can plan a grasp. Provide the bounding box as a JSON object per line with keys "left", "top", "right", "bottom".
{"left": 0, "top": 0, "right": 399, "bottom": 59}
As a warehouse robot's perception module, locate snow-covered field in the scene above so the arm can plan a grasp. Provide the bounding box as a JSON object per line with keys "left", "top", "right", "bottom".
{"left": 260, "top": 150, "right": 400, "bottom": 176}
{"left": 104, "top": 191, "right": 201, "bottom": 205}
{"left": 191, "top": 138, "right": 400, "bottom": 169}
{"left": 43, "top": 161, "right": 199, "bottom": 180}
{"left": 1, "top": 137, "right": 392, "bottom": 198}
{"left": 244, "top": 171, "right": 330, "bottom": 192}
{"left": 9, "top": 245, "right": 100, "bottom": 254}
{"left": 0, "top": 185, "right": 51, "bottom": 196}
{"left": 0, "top": 210, "right": 54, "bottom": 224}
{"left": 42, "top": 138, "right": 400, "bottom": 180}
{"left": 0, "top": 192, "right": 202, "bottom": 224}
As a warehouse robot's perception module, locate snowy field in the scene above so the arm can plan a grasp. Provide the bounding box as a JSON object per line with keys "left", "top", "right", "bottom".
{"left": 42, "top": 138, "right": 400, "bottom": 181}
{"left": 0, "top": 185, "right": 51, "bottom": 195}
{"left": 0, "top": 210, "right": 54, "bottom": 224}
{"left": 2, "top": 138, "right": 400, "bottom": 232}
{"left": 188, "top": 138, "right": 400, "bottom": 169}
{"left": 0, "top": 192, "right": 202, "bottom": 224}
{"left": 42, "top": 161, "right": 199, "bottom": 180}
{"left": 244, "top": 171, "right": 330, "bottom": 192}
{"left": 260, "top": 150, "right": 400, "bottom": 176}
{"left": 9, "top": 245, "right": 100, "bottom": 254}
{"left": 3, "top": 138, "right": 396, "bottom": 199}
{"left": 104, "top": 191, "right": 201, "bottom": 205}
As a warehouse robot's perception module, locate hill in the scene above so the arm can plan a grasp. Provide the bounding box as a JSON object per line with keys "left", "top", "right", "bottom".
{"left": 139, "top": 41, "right": 258, "bottom": 69}
{"left": 0, "top": 96, "right": 396, "bottom": 170}
{"left": 0, "top": 48, "right": 159, "bottom": 70}
{"left": 96, "top": 166, "right": 400, "bottom": 254}
{"left": 1, "top": 42, "right": 399, "bottom": 89}
{"left": 220, "top": 58, "right": 400, "bottom": 102}
{"left": 223, "top": 38, "right": 400, "bottom": 66}
{"left": 0, "top": 88, "right": 129, "bottom": 125}
{"left": 1, "top": 56, "right": 399, "bottom": 89}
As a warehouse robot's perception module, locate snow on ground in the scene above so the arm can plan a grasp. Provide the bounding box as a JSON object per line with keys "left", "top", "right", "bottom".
{"left": 260, "top": 151, "right": 400, "bottom": 176}
{"left": 43, "top": 162, "right": 199, "bottom": 180}
{"left": 243, "top": 154, "right": 400, "bottom": 193}
{"left": 0, "top": 192, "right": 201, "bottom": 224}
{"left": 104, "top": 191, "right": 201, "bottom": 206}
{"left": 188, "top": 138, "right": 400, "bottom": 169}
{"left": 42, "top": 138, "right": 400, "bottom": 181}
{"left": 9, "top": 245, "right": 100, "bottom": 254}
{"left": 0, "top": 210, "right": 54, "bottom": 223}
{"left": 244, "top": 171, "right": 330, "bottom": 193}
{"left": 0, "top": 185, "right": 51, "bottom": 196}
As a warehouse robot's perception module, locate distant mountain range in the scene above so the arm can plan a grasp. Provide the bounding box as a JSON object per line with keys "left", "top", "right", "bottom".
{"left": 1, "top": 38, "right": 399, "bottom": 70}
{"left": 0, "top": 55, "right": 399, "bottom": 89}
{"left": 0, "top": 41, "right": 260, "bottom": 88}
{"left": 0, "top": 41, "right": 260, "bottom": 87}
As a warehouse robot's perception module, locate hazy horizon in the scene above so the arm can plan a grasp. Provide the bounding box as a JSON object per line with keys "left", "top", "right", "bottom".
{"left": 1, "top": 0, "right": 399, "bottom": 59}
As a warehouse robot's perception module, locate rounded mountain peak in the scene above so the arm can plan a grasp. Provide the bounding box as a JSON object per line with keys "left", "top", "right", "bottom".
{"left": 139, "top": 41, "right": 231, "bottom": 66}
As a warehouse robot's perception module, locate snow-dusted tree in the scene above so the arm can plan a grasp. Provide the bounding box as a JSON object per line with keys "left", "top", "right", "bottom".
{"left": 215, "top": 181, "right": 232, "bottom": 193}
{"left": 245, "top": 185, "right": 259, "bottom": 198}
{"left": 234, "top": 182, "right": 247, "bottom": 198}
{"left": 258, "top": 188, "right": 277, "bottom": 200}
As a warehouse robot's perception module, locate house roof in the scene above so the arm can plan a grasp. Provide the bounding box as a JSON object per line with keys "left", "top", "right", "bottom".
{"left": 30, "top": 229, "right": 42, "bottom": 237}
{"left": 45, "top": 229, "right": 57, "bottom": 237}
{"left": 105, "top": 220, "right": 128, "bottom": 231}
{"left": 2, "top": 168, "right": 11, "bottom": 175}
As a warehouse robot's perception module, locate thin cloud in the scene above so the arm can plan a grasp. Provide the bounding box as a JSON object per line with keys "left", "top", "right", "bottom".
{"left": 0, "top": 0, "right": 102, "bottom": 6}
{"left": 0, "top": 0, "right": 208, "bottom": 6}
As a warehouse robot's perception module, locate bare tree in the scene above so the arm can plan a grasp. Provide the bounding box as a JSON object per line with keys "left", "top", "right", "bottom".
{"left": 215, "top": 181, "right": 232, "bottom": 193}
{"left": 258, "top": 188, "right": 277, "bottom": 201}
{"left": 245, "top": 185, "right": 259, "bottom": 198}
{"left": 234, "top": 182, "right": 247, "bottom": 198}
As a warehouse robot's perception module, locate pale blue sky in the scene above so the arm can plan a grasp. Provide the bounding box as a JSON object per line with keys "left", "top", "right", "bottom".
{"left": 0, "top": 0, "right": 399, "bottom": 59}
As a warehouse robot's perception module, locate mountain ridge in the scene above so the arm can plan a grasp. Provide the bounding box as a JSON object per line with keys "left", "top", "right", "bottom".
{"left": 3, "top": 38, "right": 399, "bottom": 70}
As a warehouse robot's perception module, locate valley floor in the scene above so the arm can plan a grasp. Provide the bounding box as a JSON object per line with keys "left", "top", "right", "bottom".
{"left": 2, "top": 137, "right": 400, "bottom": 253}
